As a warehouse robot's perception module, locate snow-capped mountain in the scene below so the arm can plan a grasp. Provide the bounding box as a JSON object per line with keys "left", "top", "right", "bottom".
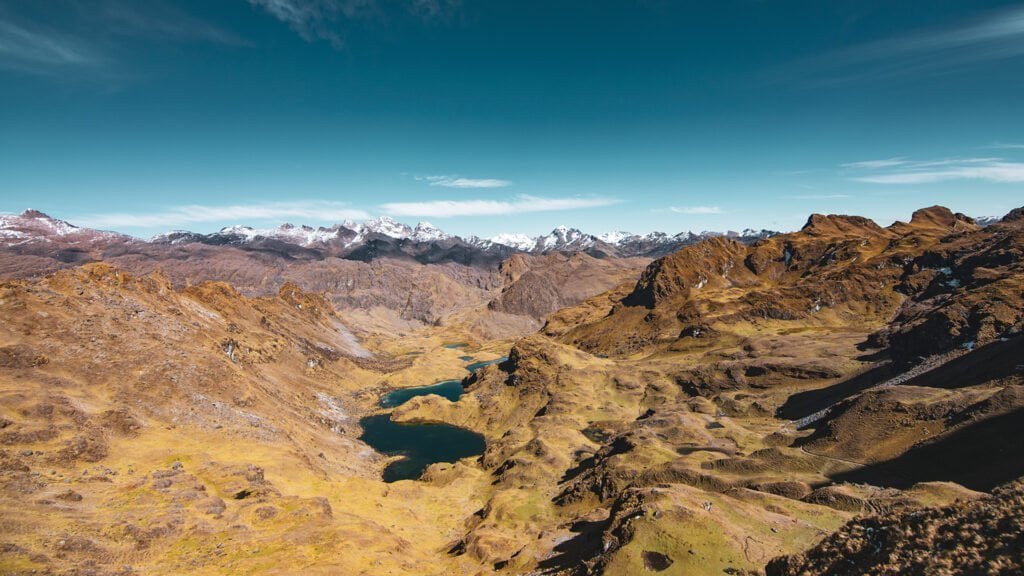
{"left": 410, "top": 221, "right": 451, "bottom": 242}
{"left": 220, "top": 223, "right": 343, "bottom": 246}
{"left": 348, "top": 216, "right": 413, "bottom": 240}
{"left": 597, "top": 231, "right": 634, "bottom": 245}
{"left": 486, "top": 233, "right": 534, "bottom": 251}
{"left": 1, "top": 209, "right": 781, "bottom": 261}
{"left": 486, "top": 225, "right": 780, "bottom": 257}
{"left": 153, "top": 217, "right": 447, "bottom": 249}
{"left": 0, "top": 210, "right": 129, "bottom": 247}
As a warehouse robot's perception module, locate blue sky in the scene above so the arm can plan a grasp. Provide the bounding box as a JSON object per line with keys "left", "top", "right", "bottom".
{"left": 1, "top": 0, "right": 1023, "bottom": 238}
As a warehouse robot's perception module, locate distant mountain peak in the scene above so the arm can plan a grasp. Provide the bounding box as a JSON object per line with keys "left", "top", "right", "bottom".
{"left": 362, "top": 216, "right": 413, "bottom": 239}
{"left": 411, "top": 221, "right": 451, "bottom": 242}
{"left": 597, "top": 231, "right": 633, "bottom": 244}
{"left": 21, "top": 209, "right": 54, "bottom": 219}
{"left": 488, "top": 233, "right": 534, "bottom": 251}
{"left": 0, "top": 209, "right": 122, "bottom": 246}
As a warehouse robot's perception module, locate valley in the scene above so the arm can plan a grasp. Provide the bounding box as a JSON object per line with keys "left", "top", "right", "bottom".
{"left": 0, "top": 205, "right": 1021, "bottom": 575}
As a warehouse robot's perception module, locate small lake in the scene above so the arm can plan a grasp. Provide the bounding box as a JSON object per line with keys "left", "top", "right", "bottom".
{"left": 359, "top": 415, "right": 486, "bottom": 482}
{"left": 465, "top": 356, "right": 508, "bottom": 373}
{"left": 363, "top": 378, "right": 485, "bottom": 482}
{"left": 379, "top": 380, "right": 464, "bottom": 408}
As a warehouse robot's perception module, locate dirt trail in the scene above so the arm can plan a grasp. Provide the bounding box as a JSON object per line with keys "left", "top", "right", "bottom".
{"left": 790, "top": 349, "right": 968, "bottom": 429}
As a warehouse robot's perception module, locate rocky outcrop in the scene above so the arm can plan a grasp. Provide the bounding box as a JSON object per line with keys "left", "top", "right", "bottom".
{"left": 488, "top": 252, "right": 647, "bottom": 320}
{"left": 868, "top": 206, "right": 1024, "bottom": 360}
{"left": 766, "top": 480, "right": 1024, "bottom": 576}
{"left": 560, "top": 205, "right": 1023, "bottom": 361}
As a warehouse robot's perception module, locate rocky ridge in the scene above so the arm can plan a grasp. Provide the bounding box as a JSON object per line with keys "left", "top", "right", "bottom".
{"left": 0, "top": 211, "right": 654, "bottom": 338}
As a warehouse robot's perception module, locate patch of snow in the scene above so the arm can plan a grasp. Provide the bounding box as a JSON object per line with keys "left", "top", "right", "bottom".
{"left": 489, "top": 233, "right": 535, "bottom": 251}
{"left": 641, "top": 231, "right": 674, "bottom": 243}
{"left": 597, "top": 231, "right": 634, "bottom": 245}
{"left": 411, "top": 221, "right": 451, "bottom": 242}
{"left": 150, "top": 230, "right": 192, "bottom": 244}
{"left": 220, "top": 225, "right": 261, "bottom": 241}
{"left": 362, "top": 216, "right": 413, "bottom": 239}
{"left": 0, "top": 229, "right": 27, "bottom": 239}
{"left": 212, "top": 223, "right": 344, "bottom": 246}
{"left": 464, "top": 235, "right": 493, "bottom": 249}
{"left": 1, "top": 210, "right": 128, "bottom": 245}
{"left": 537, "top": 225, "right": 595, "bottom": 251}
{"left": 38, "top": 216, "right": 79, "bottom": 236}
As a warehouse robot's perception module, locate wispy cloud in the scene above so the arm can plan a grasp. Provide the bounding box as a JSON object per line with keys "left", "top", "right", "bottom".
{"left": 842, "top": 158, "right": 909, "bottom": 170}
{"left": 0, "top": 1, "right": 246, "bottom": 75}
{"left": 669, "top": 206, "right": 723, "bottom": 215}
{"left": 99, "top": 1, "right": 250, "bottom": 46}
{"left": 416, "top": 175, "right": 512, "bottom": 188}
{"left": 247, "top": 0, "right": 461, "bottom": 48}
{"left": 782, "top": 5, "right": 1024, "bottom": 83}
{"left": 0, "top": 20, "right": 102, "bottom": 72}
{"left": 846, "top": 157, "right": 1024, "bottom": 184}
{"left": 985, "top": 142, "right": 1024, "bottom": 150}
{"left": 785, "top": 194, "right": 851, "bottom": 200}
{"left": 247, "top": 0, "right": 352, "bottom": 48}
{"left": 380, "top": 195, "right": 618, "bottom": 218}
{"left": 75, "top": 201, "right": 370, "bottom": 229}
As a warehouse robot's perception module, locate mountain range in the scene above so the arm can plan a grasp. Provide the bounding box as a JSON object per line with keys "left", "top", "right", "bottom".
{"left": 1, "top": 210, "right": 776, "bottom": 260}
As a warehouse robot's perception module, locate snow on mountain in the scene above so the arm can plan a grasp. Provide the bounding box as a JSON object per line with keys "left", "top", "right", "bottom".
{"left": 488, "top": 233, "right": 535, "bottom": 251}
{"left": 218, "top": 225, "right": 262, "bottom": 241}
{"left": 732, "top": 228, "right": 775, "bottom": 239}
{"left": 3, "top": 209, "right": 778, "bottom": 257}
{"left": 410, "top": 221, "right": 451, "bottom": 242}
{"left": 361, "top": 216, "right": 413, "bottom": 239}
{"left": 149, "top": 230, "right": 198, "bottom": 245}
{"left": 538, "top": 225, "right": 596, "bottom": 251}
{"left": 0, "top": 210, "right": 126, "bottom": 246}
{"left": 1, "top": 210, "right": 78, "bottom": 237}
{"left": 214, "top": 223, "right": 341, "bottom": 246}
{"left": 597, "top": 231, "right": 634, "bottom": 245}
{"left": 0, "top": 225, "right": 28, "bottom": 244}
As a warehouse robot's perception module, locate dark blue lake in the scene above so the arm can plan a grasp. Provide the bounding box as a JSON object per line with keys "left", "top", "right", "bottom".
{"left": 358, "top": 415, "right": 486, "bottom": 482}
{"left": 364, "top": 378, "right": 485, "bottom": 482}
{"left": 379, "top": 380, "right": 465, "bottom": 408}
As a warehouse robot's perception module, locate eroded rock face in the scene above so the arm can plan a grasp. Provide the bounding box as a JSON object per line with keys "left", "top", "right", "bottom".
{"left": 558, "top": 205, "right": 1022, "bottom": 361}
{"left": 868, "top": 210, "right": 1024, "bottom": 361}
{"left": 488, "top": 252, "right": 648, "bottom": 320}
